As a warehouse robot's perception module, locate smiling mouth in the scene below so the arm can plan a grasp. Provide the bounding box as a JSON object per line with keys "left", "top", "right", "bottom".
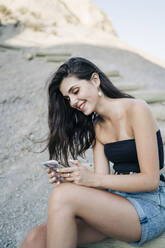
{"left": 77, "top": 101, "right": 86, "bottom": 111}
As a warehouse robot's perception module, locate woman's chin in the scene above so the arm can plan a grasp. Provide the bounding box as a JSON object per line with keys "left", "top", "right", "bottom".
{"left": 83, "top": 109, "right": 93, "bottom": 116}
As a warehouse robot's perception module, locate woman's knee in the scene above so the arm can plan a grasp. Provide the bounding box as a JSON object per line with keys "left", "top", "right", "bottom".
{"left": 48, "top": 183, "right": 78, "bottom": 210}
{"left": 21, "top": 223, "right": 47, "bottom": 247}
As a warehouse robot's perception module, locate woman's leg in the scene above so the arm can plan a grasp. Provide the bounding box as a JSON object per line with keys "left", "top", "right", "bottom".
{"left": 21, "top": 223, "right": 47, "bottom": 248}
{"left": 47, "top": 183, "right": 142, "bottom": 248}
{"left": 21, "top": 218, "right": 108, "bottom": 248}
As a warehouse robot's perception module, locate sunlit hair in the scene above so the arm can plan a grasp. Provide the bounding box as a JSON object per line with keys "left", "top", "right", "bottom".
{"left": 46, "top": 57, "right": 135, "bottom": 165}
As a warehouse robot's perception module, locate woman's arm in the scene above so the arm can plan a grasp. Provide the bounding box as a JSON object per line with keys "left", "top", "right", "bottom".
{"left": 93, "top": 124, "right": 110, "bottom": 175}
{"left": 91, "top": 100, "right": 160, "bottom": 192}
{"left": 92, "top": 124, "right": 110, "bottom": 190}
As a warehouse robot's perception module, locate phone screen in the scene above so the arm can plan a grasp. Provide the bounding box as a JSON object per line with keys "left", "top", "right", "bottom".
{"left": 41, "top": 160, "right": 69, "bottom": 182}
{"left": 42, "top": 160, "right": 64, "bottom": 171}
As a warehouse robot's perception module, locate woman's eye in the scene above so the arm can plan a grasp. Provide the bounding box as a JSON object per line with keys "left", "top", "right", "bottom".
{"left": 73, "top": 89, "right": 79, "bottom": 94}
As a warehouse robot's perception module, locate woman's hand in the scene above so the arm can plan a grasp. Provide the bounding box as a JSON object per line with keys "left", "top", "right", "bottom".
{"left": 47, "top": 168, "right": 62, "bottom": 185}
{"left": 56, "top": 160, "right": 95, "bottom": 187}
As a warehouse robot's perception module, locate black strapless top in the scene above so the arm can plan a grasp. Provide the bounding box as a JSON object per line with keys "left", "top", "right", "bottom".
{"left": 104, "top": 129, "right": 164, "bottom": 177}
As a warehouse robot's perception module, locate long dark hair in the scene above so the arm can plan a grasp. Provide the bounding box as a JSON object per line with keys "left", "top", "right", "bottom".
{"left": 46, "top": 57, "right": 135, "bottom": 165}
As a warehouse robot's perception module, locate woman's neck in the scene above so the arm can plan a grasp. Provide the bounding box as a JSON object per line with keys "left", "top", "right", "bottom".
{"left": 95, "top": 96, "right": 124, "bottom": 122}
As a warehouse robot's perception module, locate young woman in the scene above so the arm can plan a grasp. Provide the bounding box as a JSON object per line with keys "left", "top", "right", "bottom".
{"left": 21, "top": 57, "right": 165, "bottom": 248}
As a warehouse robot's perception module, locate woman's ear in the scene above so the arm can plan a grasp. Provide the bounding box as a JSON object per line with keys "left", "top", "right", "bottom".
{"left": 90, "top": 72, "right": 100, "bottom": 87}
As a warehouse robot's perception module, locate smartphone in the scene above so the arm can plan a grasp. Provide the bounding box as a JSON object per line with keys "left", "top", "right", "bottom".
{"left": 41, "top": 160, "right": 65, "bottom": 171}
{"left": 41, "top": 160, "right": 67, "bottom": 182}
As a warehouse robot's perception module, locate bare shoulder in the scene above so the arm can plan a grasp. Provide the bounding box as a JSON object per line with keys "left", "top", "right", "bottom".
{"left": 130, "top": 98, "right": 148, "bottom": 109}
{"left": 127, "top": 98, "right": 148, "bottom": 118}
{"left": 128, "top": 98, "right": 158, "bottom": 130}
{"left": 118, "top": 98, "right": 148, "bottom": 123}
{"left": 116, "top": 98, "right": 145, "bottom": 117}
{"left": 125, "top": 98, "right": 148, "bottom": 115}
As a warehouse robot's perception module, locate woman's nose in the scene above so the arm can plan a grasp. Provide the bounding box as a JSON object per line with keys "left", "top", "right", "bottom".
{"left": 70, "top": 96, "right": 78, "bottom": 108}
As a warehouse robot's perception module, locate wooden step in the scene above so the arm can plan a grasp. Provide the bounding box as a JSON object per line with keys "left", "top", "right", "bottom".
{"left": 0, "top": 43, "right": 21, "bottom": 51}
{"left": 129, "top": 91, "right": 165, "bottom": 103}
{"left": 115, "top": 82, "right": 146, "bottom": 91}
{"left": 35, "top": 51, "right": 71, "bottom": 63}
{"left": 106, "top": 70, "right": 120, "bottom": 78}
{"left": 46, "top": 57, "right": 69, "bottom": 63}
{"left": 35, "top": 52, "right": 72, "bottom": 57}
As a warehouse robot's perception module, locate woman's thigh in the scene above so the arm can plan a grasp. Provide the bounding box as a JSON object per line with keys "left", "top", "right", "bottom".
{"left": 49, "top": 183, "right": 141, "bottom": 243}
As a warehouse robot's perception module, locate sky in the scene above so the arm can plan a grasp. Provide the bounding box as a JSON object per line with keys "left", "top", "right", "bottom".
{"left": 93, "top": 0, "right": 165, "bottom": 61}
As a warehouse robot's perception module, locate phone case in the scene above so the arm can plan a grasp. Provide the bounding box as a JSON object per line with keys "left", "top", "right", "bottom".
{"left": 41, "top": 160, "right": 67, "bottom": 182}
{"left": 42, "top": 160, "right": 64, "bottom": 171}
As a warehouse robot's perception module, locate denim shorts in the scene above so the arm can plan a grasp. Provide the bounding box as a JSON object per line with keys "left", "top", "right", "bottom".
{"left": 107, "top": 179, "right": 165, "bottom": 246}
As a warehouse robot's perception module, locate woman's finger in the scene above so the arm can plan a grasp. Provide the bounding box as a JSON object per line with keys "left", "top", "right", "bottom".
{"left": 48, "top": 171, "right": 55, "bottom": 178}
{"left": 47, "top": 168, "right": 54, "bottom": 174}
{"left": 60, "top": 172, "right": 71, "bottom": 178}
{"left": 49, "top": 172, "right": 61, "bottom": 180}
{"left": 49, "top": 176, "right": 60, "bottom": 184}
{"left": 49, "top": 177, "right": 56, "bottom": 183}
{"left": 54, "top": 181, "right": 61, "bottom": 186}
{"left": 69, "top": 159, "right": 80, "bottom": 165}
{"left": 57, "top": 167, "right": 77, "bottom": 173}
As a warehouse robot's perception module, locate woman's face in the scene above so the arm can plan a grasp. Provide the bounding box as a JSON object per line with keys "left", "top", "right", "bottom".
{"left": 59, "top": 74, "right": 100, "bottom": 115}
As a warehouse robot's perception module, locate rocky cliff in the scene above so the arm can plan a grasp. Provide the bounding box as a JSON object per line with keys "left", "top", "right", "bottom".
{"left": 0, "top": 1, "right": 165, "bottom": 248}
